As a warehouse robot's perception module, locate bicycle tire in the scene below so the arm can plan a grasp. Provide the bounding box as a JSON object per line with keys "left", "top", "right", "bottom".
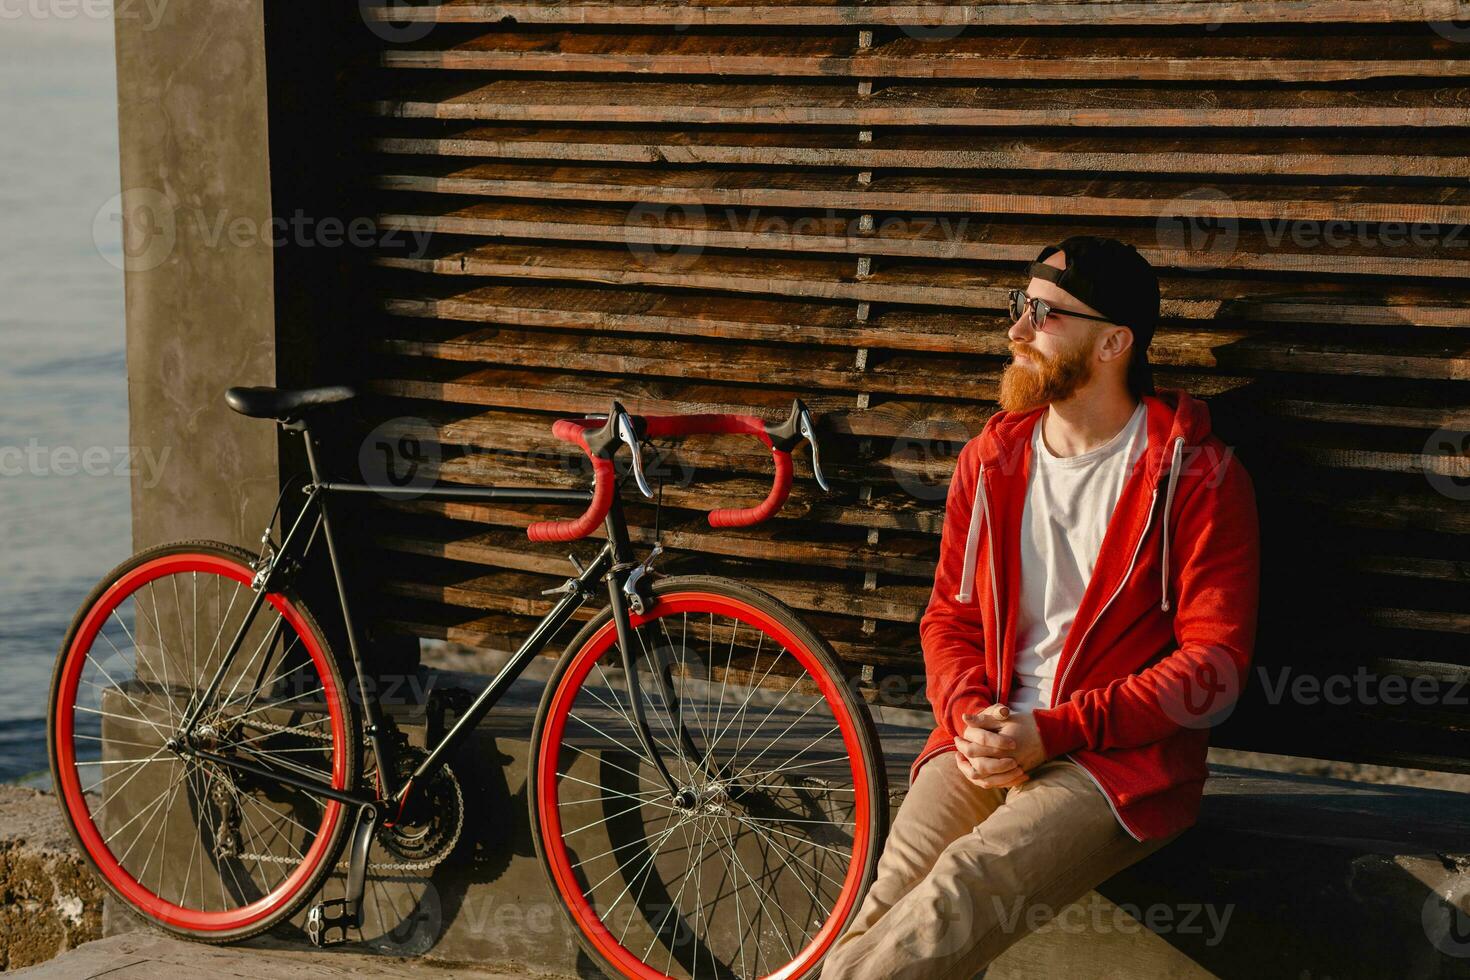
{"left": 47, "top": 540, "right": 361, "bottom": 944}
{"left": 529, "top": 573, "right": 888, "bottom": 979}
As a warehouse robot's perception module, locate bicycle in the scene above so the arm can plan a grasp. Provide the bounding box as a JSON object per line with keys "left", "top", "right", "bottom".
{"left": 47, "top": 384, "right": 889, "bottom": 979}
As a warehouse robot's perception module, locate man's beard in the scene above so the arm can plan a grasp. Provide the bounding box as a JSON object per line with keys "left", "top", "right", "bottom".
{"left": 997, "top": 336, "right": 1095, "bottom": 414}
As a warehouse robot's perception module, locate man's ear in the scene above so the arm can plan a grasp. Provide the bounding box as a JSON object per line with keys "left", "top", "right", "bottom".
{"left": 1099, "top": 324, "right": 1134, "bottom": 366}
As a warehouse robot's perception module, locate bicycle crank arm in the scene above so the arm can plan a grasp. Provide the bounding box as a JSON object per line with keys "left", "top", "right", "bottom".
{"left": 305, "top": 802, "right": 381, "bottom": 947}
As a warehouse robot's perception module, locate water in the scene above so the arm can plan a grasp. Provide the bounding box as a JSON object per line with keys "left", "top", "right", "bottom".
{"left": 0, "top": 20, "right": 129, "bottom": 784}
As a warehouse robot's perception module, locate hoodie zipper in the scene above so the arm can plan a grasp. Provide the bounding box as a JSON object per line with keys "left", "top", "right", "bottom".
{"left": 1067, "top": 755, "right": 1144, "bottom": 842}
{"left": 1051, "top": 434, "right": 1186, "bottom": 844}
{"left": 1053, "top": 434, "right": 1184, "bottom": 706}
{"left": 1052, "top": 484, "right": 1160, "bottom": 710}
{"left": 1052, "top": 494, "right": 1158, "bottom": 846}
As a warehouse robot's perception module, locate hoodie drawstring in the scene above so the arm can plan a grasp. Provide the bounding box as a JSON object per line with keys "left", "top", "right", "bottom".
{"left": 1159, "top": 436, "right": 1184, "bottom": 612}
{"left": 957, "top": 435, "right": 1187, "bottom": 611}
{"left": 955, "top": 460, "right": 986, "bottom": 603}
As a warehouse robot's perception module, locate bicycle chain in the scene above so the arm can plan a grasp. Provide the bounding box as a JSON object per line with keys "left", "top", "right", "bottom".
{"left": 225, "top": 718, "right": 460, "bottom": 875}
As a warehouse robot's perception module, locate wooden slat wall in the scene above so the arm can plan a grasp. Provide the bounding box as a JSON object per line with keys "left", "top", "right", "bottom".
{"left": 349, "top": 1, "right": 1470, "bottom": 773}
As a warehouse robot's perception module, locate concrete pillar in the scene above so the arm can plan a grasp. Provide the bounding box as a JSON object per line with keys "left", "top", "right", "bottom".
{"left": 115, "top": 0, "right": 280, "bottom": 550}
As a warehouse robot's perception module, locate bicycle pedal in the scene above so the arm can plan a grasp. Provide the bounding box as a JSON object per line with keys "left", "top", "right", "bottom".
{"left": 304, "top": 898, "right": 357, "bottom": 948}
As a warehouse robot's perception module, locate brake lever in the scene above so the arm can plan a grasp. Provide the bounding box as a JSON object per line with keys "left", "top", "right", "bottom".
{"left": 617, "top": 409, "right": 655, "bottom": 499}
{"left": 797, "top": 406, "right": 830, "bottom": 492}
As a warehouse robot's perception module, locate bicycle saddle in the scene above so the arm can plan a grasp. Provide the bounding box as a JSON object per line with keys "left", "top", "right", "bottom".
{"left": 225, "top": 385, "right": 357, "bottom": 421}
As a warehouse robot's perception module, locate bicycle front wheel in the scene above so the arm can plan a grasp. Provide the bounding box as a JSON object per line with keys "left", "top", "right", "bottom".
{"left": 530, "top": 574, "right": 887, "bottom": 980}
{"left": 47, "top": 541, "right": 360, "bottom": 943}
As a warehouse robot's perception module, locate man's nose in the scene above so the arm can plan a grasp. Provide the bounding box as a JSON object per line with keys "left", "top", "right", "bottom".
{"left": 1007, "top": 311, "right": 1034, "bottom": 343}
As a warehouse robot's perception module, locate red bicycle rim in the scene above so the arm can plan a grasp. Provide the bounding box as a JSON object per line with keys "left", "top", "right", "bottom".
{"left": 53, "top": 552, "right": 349, "bottom": 932}
{"left": 536, "top": 591, "right": 874, "bottom": 980}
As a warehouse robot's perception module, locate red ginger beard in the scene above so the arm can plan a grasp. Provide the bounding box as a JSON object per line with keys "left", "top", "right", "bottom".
{"left": 997, "top": 331, "right": 1099, "bottom": 415}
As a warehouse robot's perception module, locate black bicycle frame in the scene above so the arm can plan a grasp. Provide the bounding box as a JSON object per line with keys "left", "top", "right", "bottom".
{"left": 179, "top": 418, "right": 677, "bottom": 813}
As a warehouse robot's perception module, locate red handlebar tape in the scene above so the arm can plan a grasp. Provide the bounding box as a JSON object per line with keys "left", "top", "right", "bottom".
{"left": 525, "top": 412, "right": 794, "bottom": 542}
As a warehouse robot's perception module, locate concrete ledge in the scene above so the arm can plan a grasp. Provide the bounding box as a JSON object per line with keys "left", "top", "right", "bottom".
{"left": 0, "top": 785, "right": 104, "bottom": 970}
{"left": 10, "top": 932, "right": 551, "bottom": 979}
{"left": 89, "top": 660, "right": 1470, "bottom": 978}
{"left": 985, "top": 766, "right": 1470, "bottom": 979}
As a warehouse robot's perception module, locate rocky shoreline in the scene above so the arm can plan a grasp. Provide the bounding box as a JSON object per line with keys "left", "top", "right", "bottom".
{"left": 0, "top": 785, "right": 103, "bottom": 971}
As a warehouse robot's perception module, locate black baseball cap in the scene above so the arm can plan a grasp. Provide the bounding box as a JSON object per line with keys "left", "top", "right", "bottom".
{"left": 1027, "top": 235, "right": 1160, "bottom": 396}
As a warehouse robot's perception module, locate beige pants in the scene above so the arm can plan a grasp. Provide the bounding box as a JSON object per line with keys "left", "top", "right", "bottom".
{"left": 823, "top": 752, "right": 1180, "bottom": 980}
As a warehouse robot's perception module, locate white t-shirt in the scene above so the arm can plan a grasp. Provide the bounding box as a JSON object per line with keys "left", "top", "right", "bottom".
{"left": 1008, "top": 401, "right": 1149, "bottom": 713}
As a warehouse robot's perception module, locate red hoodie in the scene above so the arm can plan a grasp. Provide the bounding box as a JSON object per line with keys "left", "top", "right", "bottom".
{"left": 912, "top": 386, "right": 1261, "bottom": 842}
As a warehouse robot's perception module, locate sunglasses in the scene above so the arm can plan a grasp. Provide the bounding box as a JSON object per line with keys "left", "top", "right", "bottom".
{"left": 1008, "top": 288, "right": 1115, "bottom": 333}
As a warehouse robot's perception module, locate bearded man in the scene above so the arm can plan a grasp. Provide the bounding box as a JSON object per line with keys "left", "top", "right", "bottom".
{"left": 824, "top": 236, "right": 1261, "bottom": 979}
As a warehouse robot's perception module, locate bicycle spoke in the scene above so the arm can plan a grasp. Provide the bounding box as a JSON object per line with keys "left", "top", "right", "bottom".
{"left": 559, "top": 741, "right": 668, "bottom": 793}
{"left": 54, "top": 552, "right": 353, "bottom": 932}
{"left": 539, "top": 592, "right": 877, "bottom": 980}
{"left": 734, "top": 812, "right": 846, "bottom": 902}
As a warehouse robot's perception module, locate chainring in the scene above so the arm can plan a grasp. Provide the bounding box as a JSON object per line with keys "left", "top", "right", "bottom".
{"left": 377, "top": 743, "right": 465, "bottom": 864}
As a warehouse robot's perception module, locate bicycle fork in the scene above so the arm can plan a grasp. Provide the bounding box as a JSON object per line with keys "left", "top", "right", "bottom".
{"left": 608, "top": 568, "right": 690, "bottom": 802}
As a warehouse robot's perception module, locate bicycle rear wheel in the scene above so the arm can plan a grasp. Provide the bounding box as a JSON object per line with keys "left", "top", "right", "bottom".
{"left": 529, "top": 574, "right": 887, "bottom": 980}
{"left": 47, "top": 541, "right": 360, "bottom": 942}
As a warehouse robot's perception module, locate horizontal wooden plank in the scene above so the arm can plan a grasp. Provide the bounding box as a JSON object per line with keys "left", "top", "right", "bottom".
{"left": 1287, "top": 482, "right": 1470, "bottom": 534}
{"left": 366, "top": 356, "right": 1233, "bottom": 435}
{"left": 368, "top": 399, "right": 1027, "bottom": 502}
{"left": 376, "top": 553, "right": 927, "bottom": 624}
{"left": 377, "top": 201, "right": 1470, "bottom": 277}
{"left": 1253, "top": 395, "right": 1470, "bottom": 431}
{"left": 382, "top": 279, "right": 1470, "bottom": 357}
{"left": 361, "top": 0, "right": 1467, "bottom": 28}
{"left": 1364, "top": 608, "right": 1470, "bottom": 634}
{"left": 366, "top": 354, "right": 1470, "bottom": 436}
{"left": 371, "top": 79, "right": 1470, "bottom": 128}
{"left": 385, "top": 498, "right": 940, "bottom": 577}
{"left": 374, "top": 243, "right": 1470, "bottom": 325}
{"left": 382, "top": 283, "right": 889, "bottom": 349}
{"left": 372, "top": 126, "right": 1470, "bottom": 179}
{"left": 419, "top": 445, "right": 947, "bottom": 534}
{"left": 376, "top": 599, "right": 918, "bottom": 667}
{"left": 381, "top": 31, "right": 1470, "bottom": 82}
{"left": 1352, "top": 554, "right": 1470, "bottom": 584}
{"left": 375, "top": 315, "right": 1470, "bottom": 385}
{"left": 358, "top": 404, "right": 1470, "bottom": 528}
{"left": 375, "top": 162, "right": 1470, "bottom": 225}
{"left": 1218, "top": 701, "right": 1470, "bottom": 776}
{"left": 1295, "top": 444, "right": 1470, "bottom": 479}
